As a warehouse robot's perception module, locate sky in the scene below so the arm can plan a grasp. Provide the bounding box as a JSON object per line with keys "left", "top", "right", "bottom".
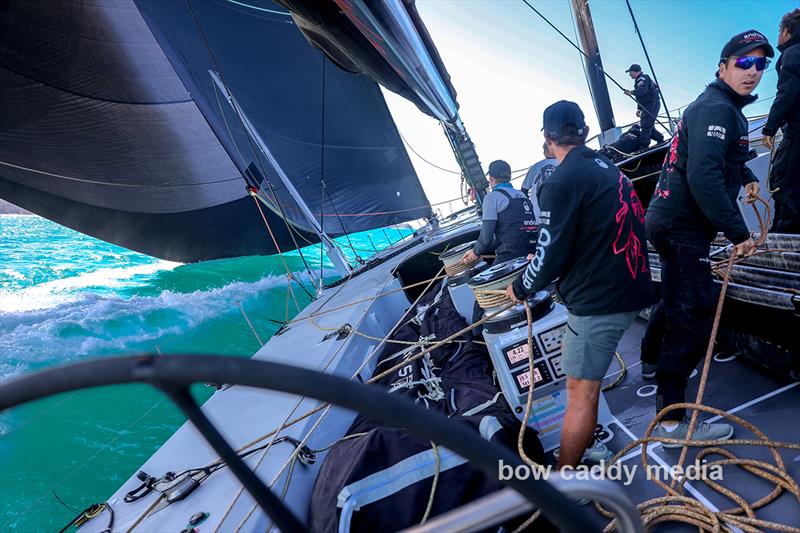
{"left": 384, "top": 0, "right": 797, "bottom": 209}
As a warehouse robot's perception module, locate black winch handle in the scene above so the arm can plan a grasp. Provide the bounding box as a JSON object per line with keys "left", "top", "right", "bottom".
{"left": 123, "top": 471, "right": 157, "bottom": 503}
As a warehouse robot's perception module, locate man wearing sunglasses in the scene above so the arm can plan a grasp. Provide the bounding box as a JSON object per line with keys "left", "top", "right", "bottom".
{"left": 762, "top": 8, "right": 800, "bottom": 233}
{"left": 643, "top": 30, "right": 773, "bottom": 444}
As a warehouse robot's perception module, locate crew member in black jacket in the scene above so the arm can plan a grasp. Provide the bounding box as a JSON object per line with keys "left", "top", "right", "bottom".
{"left": 762, "top": 8, "right": 800, "bottom": 233}
{"left": 507, "top": 101, "right": 656, "bottom": 468}
{"left": 645, "top": 30, "right": 772, "bottom": 444}
{"left": 624, "top": 64, "right": 664, "bottom": 149}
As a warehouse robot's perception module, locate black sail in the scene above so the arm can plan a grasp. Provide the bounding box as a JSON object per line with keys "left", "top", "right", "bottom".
{"left": 0, "top": 0, "right": 430, "bottom": 262}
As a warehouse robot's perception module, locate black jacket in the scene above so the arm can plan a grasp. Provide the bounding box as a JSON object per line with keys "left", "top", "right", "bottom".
{"left": 633, "top": 72, "right": 659, "bottom": 109}
{"left": 762, "top": 34, "right": 800, "bottom": 137}
{"left": 512, "top": 146, "right": 656, "bottom": 316}
{"left": 647, "top": 80, "right": 758, "bottom": 244}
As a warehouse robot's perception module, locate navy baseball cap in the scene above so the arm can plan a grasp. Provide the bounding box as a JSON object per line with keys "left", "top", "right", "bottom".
{"left": 625, "top": 64, "right": 642, "bottom": 72}
{"left": 487, "top": 160, "right": 511, "bottom": 180}
{"left": 720, "top": 30, "right": 774, "bottom": 60}
{"left": 542, "top": 100, "right": 587, "bottom": 139}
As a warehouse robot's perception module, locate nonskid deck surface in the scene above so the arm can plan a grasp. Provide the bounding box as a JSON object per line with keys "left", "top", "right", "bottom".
{"left": 574, "top": 319, "right": 800, "bottom": 530}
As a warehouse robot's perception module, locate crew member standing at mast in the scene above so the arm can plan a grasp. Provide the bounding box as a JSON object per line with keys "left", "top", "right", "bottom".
{"left": 624, "top": 64, "right": 664, "bottom": 150}
{"left": 644, "top": 30, "right": 771, "bottom": 444}
{"left": 462, "top": 160, "right": 537, "bottom": 265}
{"left": 762, "top": 8, "right": 800, "bottom": 233}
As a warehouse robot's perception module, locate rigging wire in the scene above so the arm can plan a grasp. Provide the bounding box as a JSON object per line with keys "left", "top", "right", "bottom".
{"left": 319, "top": 55, "right": 326, "bottom": 290}
{"left": 260, "top": 181, "right": 320, "bottom": 292}
{"left": 13, "top": 399, "right": 166, "bottom": 520}
{"left": 0, "top": 160, "right": 242, "bottom": 188}
{"left": 398, "top": 131, "right": 461, "bottom": 175}
{"left": 249, "top": 192, "right": 311, "bottom": 304}
{"left": 520, "top": 0, "right": 670, "bottom": 135}
{"left": 321, "top": 179, "right": 364, "bottom": 264}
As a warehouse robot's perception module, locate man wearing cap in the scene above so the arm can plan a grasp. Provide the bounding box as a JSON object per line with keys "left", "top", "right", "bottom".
{"left": 762, "top": 8, "right": 800, "bottom": 233}
{"left": 644, "top": 30, "right": 771, "bottom": 444}
{"left": 624, "top": 64, "right": 664, "bottom": 150}
{"left": 506, "top": 101, "right": 656, "bottom": 468}
{"left": 462, "top": 160, "right": 537, "bottom": 266}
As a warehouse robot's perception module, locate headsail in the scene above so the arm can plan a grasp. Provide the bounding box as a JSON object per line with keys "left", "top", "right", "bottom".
{"left": 0, "top": 0, "right": 430, "bottom": 262}
{"left": 274, "top": 0, "right": 491, "bottom": 201}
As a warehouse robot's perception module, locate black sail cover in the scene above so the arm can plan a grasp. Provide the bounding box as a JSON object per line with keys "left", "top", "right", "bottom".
{"left": 0, "top": 0, "right": 430, "bottom": 262}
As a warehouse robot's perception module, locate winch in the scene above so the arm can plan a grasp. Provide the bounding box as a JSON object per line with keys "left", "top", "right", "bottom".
{"left": 438, "top": 241, "right": 489, "bottom": 323}
{"left": 468, "top": 257, "right": 613, "bottom": 451}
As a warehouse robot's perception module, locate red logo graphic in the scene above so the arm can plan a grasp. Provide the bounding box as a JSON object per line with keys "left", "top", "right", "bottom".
{"left": 613, "top": 173, "right": 649, "bottom": 279}
{"left": 655, "top": 120, "right": 682, "bottom": 199}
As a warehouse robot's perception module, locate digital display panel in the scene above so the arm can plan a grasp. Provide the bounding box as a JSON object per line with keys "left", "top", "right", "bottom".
{"left": 516, "top": 366, "right": 543, "bottom": 389}
{"left": 506, "top": 343, "right": 529, "bottom": 365}
{"left": 539, "top": 324, "right": 566, "bottom": 353}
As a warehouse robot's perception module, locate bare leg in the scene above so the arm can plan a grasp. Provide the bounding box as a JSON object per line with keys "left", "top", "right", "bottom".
{"left": 556, "top": 377, "right": 601, "bottom": 468}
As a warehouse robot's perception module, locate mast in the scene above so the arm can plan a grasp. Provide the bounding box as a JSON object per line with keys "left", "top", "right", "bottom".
{"left": 569, "top": 0, "right": 619, "bottom": 144}
{"left": 210, "top": 71, "right": 353, "bottom": 277}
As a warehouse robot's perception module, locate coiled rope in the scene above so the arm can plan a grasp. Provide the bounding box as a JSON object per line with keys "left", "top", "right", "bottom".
{"left": 473, "top": 288, "right": 512, "bottom": 310}
{"left": 444, "top": 255, "right": 478, "bottom": 276}
{"left": 599, "top": 195, "right": 800, "bottom": 533}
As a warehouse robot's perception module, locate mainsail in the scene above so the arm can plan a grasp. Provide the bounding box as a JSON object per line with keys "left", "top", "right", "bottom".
{"left": 0, "top": 0, "right": 430, "bottom": 262}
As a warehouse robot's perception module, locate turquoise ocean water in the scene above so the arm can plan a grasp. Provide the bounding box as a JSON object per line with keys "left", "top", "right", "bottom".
{"left": 0, "top": 214, "right": 408, "bottom": 531}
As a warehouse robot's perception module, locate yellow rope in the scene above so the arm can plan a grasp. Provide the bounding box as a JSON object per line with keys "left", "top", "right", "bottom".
{"left": 472, "top": 288, "right": 511, "bottom": 309}
{"left": 630, "top": 169, "right": 661, "bottom": 182}
{"left": 512, "top": 299, "right": 543, "bottom": 532}
{"left": 443, "top": 258, "right": 475, "bottom": 276}
{"left": 621, "top": 158, "right": 642, "bottom": 172}
{"left": 420, "top": 441, "right": 440, "bottom": 525}
{"left": 602, "top": 352, "right": 627, "bottom": 392}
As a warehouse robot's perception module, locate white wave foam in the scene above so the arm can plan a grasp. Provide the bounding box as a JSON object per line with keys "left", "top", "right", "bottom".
{"left": 0, "top": 274, "right": 294, "bottom": 380}
{"left": 0, "top": 260, "right": 180, "bottom": 313}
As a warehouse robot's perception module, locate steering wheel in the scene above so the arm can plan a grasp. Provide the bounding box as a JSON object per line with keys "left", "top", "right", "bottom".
{"left": 0, "top": 354, "right": 596, "bottom": 532}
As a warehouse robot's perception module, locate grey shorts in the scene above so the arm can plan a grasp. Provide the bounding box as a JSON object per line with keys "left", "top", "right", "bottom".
{"left": 561, "top": 310, "right": 640, "bottom": 380}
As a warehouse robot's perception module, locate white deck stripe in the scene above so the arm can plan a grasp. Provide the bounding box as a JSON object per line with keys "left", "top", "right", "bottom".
{"left": 705, "top": 382, "right": 799, "bottom": 423}
{"left": 611, "top": 382, "right": 799, "bottom": 462}
{"left": 611, "top": 417, "right": 721, "bottom": 513}
{"left": 604, "top": 361, "right": 641, "bottom": 379}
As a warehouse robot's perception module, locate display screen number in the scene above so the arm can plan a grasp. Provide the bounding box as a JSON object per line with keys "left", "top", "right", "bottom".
{"left": 516, "top": 367, "right": 543, "bottom": 389}
{"left": 506, "top": 344, "right": 529, "bottom": 365}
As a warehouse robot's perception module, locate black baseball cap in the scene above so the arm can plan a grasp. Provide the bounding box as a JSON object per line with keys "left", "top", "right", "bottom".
{"left": 542, "top": 100, "right": 587, "bottom": 139}
{"left": 625, "top": 64, "right": 642, "bottom": 72}
{"left": 720, "top": 30, "right": 774, "bottom": 60}
{"left": 487, "top": 160, "right": 511, "bottom": 180}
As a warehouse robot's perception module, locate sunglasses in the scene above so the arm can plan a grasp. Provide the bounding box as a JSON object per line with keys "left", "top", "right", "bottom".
{"left": 730, "top": 56, "right": 770, "bottom": 71}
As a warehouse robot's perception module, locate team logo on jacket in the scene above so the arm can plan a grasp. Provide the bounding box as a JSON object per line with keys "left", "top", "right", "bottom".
{"left": 613, "top": 173, "right": 649, "bottom": 279}
{"left": 656, "top": 120, "right": 682, "bottom": 199}
{"left": 707, "top": 125, "right": 726, "bottom": 140}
